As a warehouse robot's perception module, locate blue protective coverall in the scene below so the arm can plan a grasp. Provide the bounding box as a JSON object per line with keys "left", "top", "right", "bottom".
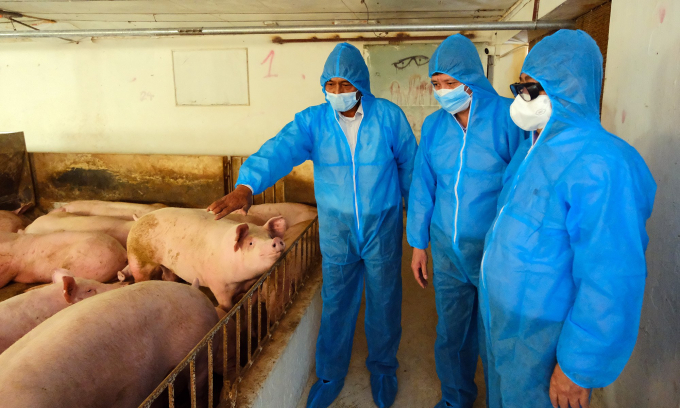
{"left": 236, "top": 43, "right": 417, "bottom": 408}
{"left": 406, "top": 34, "right": 526, "bottom": 407}
{"left": 479, "top": 30, "right": 657, "bottom": 408}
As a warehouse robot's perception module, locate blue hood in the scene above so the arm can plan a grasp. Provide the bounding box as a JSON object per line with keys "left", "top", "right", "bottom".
{"left": 429, "top": 34, "right": 496, "bottom": 95}
{"left": 320, "top": 42, "right": 373, "bottom": 97}
{"left": 521, "top": 29, "right": 603, "bottom": 128}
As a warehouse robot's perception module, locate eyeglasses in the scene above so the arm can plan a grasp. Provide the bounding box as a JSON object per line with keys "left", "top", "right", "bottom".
{"left": 510, "top": 82, "right": 545, "bottom": 101}
{"left": 392, "top": 55, "right": 430, "bottom": 70}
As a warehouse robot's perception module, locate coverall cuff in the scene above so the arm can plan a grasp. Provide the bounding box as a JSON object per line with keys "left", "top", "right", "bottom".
{"left": 407, "top": 237, "right": 428, "bottom": 250}
{"left": 236, "top": 184, "right": 255, "bottom": 194}
{"left": 556, "top": 359, "right": 597, "bottom": 390}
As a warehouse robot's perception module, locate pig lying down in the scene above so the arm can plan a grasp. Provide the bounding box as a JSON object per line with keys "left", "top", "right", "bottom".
{"left": 126, "top": 207, "right": 287, "bottom": 309}
{"left": 0, "top": 204, "right": 32, "bottom": 233}
{"left": 51, "top": 200, "right": 165, "bottom": 220}
{"left": 0, "top": 231, "right": 127, "bottom": 289}
{"left": 24, "top": 212, "right": 133, "bottom": 248}
{"left": 0, "top": 281, "right": 218, "bottom": 408}
{"left": 0, "top": 268, "right": 125, "bottom": 354}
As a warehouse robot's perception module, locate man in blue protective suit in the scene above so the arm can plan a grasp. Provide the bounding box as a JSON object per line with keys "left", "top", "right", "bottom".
{"left": 479, "top": 30, "right": 656, "bottom": 408}
{"left": 406, "top": 34, "right": 526, "bottom": 408}
{"left": 208, "top": 43, "right": 417, "bottom": 408}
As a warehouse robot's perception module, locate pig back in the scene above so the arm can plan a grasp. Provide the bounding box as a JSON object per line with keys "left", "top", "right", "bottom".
{"left": 127, "top": 208, "right": 242, "bottom": 273}
{"left": 12, "top": 231, "right": 127, "bottom": 283}
{"left": 0, "top": 281, "right": 218, "bottom": 408}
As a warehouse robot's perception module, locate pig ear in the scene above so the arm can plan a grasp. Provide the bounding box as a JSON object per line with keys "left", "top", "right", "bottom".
{"left": 233, "top": 223, "right": 249, "bottom": 251}
{"left": 52, "top": 268, "right": 74, "bottom": 284}
{"left": 13, "top": 203, "right": 33, "bottom": 215}
{"left": 263, "top": 216, "right": 287, "bottom": 239}
{"left": 62, "top": 275, "right": 77, "bottom": 304}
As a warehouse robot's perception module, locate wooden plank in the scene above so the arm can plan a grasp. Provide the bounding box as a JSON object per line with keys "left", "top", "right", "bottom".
{"left": 281, "top": 161, "right": 316, "bottom": 205}
{"left": 231, "top": 156, "right": 316, "bottom": 205}
{"left": 0, "top": 132, "right": 35, "bottom": 211}
{"left": 30, "top": 153, "right": 225, "bottom": 210}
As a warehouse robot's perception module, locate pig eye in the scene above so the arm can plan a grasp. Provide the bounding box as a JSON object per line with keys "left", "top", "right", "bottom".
{"left": 249, "top": 242, "right": 253, "bottom": 246}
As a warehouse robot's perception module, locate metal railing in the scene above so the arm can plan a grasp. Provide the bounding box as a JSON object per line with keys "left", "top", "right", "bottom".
{"left": 138, "top": 217, "right": 321, "bottom": 408}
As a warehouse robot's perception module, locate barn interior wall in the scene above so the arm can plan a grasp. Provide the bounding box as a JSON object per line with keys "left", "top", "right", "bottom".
{"left": 0, "top": 35, "right": 337, "bottom": 156}
{"left": 595, "top": 0, "right": 680, "bottom": 406}
{"left": 0, "top": 34, "right": 497, "bottom": 156}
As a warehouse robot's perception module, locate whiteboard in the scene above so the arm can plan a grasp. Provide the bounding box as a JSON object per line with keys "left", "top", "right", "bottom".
{"left": 172, "top": 49, "right": 250, "bottom": 106}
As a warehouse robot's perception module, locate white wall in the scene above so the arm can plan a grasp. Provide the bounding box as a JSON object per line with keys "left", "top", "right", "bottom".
{"left": 597, "top": 0, "right": 680, "bottom": 406}
{"left": 0, "top": 34, "right": 510, "bottom": 156}
{"left": 0, "top": 36, "right": 336, "bottom": 156}
{"left": 491, "top": 43, "right": 527, "bottom": 98}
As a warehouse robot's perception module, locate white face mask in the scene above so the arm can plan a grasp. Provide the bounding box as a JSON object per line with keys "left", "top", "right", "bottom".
{"left": 509, "top": 95, "right": 552, "bottom": 131}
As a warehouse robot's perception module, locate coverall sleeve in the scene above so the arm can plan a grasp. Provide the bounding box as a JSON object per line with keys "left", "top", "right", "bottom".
{"left": 392, "top": 109, "right": 417, "bottom": 204}
{"left": 406, "top": 135, "right": 435, "bottom": 250}
{"left": 507, "top": 126, "right": 528, "bottom": 161}
{"left": 556, "top": 155, "right": 650, "bottom": 389}
{"left": 236, "top": 111, "right": 314, "bottom": 195}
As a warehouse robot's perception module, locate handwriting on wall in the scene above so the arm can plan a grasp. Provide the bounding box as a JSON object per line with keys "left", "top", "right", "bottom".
{"left": 388, "top": 74, "right": 436, "bottom": 107}
{"left": 140, "top": 91, "right": 155, "bottom": 101}
{"left": 261, "top": 50, "right": 278, "bottom": 78}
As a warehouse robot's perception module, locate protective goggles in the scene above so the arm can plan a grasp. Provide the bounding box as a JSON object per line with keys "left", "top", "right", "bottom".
{"left": 510, "top": 82, "right": 545, "bottom": 101}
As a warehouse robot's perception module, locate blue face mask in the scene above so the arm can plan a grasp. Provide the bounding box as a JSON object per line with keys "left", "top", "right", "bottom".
{"left": 326, "top": 91, "right": 360, "bottom": 112}
{"left": 433, "top": 84, "right": 471, "bottom": 114}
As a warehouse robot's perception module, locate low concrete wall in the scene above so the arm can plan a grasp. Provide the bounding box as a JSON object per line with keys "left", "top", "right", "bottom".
{"left": 231, "top": 264, "right": 322, "bottom": 408}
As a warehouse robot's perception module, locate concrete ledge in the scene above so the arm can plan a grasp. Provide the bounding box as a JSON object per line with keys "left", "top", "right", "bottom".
{"left": 230, "top": 263, "right": 322, "bottom": 408}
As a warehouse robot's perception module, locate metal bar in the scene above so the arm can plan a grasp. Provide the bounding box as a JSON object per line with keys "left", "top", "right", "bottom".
{"left": 283, "top": 241, "right": 292, "bottom": 302}
{"left": 247, "top": 294, "right": 253, "bottom": 366}
{"left": 274, "top": 263, "right": 279, "bottom": 321}
{"left": 168, "top": 382, "right": 175, "bottom": 408}
{"left": 0, "top": 21, "right": 575, "bottom": 39}
{"left": 189, "top": 358, "right": 197, "bottom": 408}
{"left": 208, "top": 337, "right": 214, "bottom": 408}
{"left": 6, "top": 16, "right": 77, "bottom": 43}
{"left": 257, "top": 284, "right": 262, "bottom": 351}
{"left": 222, "top": 320, "right": 229, "bottom": 392}
{"left": 273, "top": 34, "right": 456, "bottom": 44}
{"left": 265, "top": 274, "right": 271, "bottom": 338}
{"left": 235, "top": 307, "right": 241, "bottom": 379}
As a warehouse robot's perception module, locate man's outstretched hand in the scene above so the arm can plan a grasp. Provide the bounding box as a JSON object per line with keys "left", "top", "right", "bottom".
{"left": 207, "top": 185, "right": 253, "bottom": 220}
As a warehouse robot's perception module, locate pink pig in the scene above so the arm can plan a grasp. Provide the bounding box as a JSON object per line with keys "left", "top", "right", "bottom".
{"left": 126, "top": 207, "right": 287, "bottom": 309}
{"left": 51, "top": 200, "right": 166, "bottom": 220}
{"left": 0, "top": 204, "right": 32, "bottom": 233}
{"left": 24, "top": 212, "right": 134, "bottom": 248}
{"left": 0, "top": 268, "right": 126, "bottom": 354}
{"left": 0, "top": 231, "right": 127, "bottom": 289}
{"left": 0, "top": 281, "right": 218, "bottom": 408}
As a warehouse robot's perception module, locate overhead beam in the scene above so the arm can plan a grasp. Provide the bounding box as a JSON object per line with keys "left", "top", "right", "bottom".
{"left": 0, "top": 21, "right": 575, "bottom": 39}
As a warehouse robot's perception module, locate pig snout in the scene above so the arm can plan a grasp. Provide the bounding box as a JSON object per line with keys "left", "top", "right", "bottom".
{"left": 272, "top": 237, "right": 285, "bottom": 252}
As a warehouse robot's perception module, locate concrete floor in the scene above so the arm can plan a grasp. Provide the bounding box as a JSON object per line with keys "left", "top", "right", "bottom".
{"left": 296, "top": 230, "right": 486, "bottom": 408}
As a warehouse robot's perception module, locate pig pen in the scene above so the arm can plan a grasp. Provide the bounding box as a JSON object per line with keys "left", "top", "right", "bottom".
{"left": 0, "top": 132, "right": 322, "bottom": 408}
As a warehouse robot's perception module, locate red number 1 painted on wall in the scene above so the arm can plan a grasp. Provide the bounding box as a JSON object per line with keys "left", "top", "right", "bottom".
{"left": 261, "top": 50, "right": 278, "bottom": 78}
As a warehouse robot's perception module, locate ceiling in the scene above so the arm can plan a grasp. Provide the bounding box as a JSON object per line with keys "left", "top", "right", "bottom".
{"left": 0, "top": 0, "right": 521, "bottom": 31}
